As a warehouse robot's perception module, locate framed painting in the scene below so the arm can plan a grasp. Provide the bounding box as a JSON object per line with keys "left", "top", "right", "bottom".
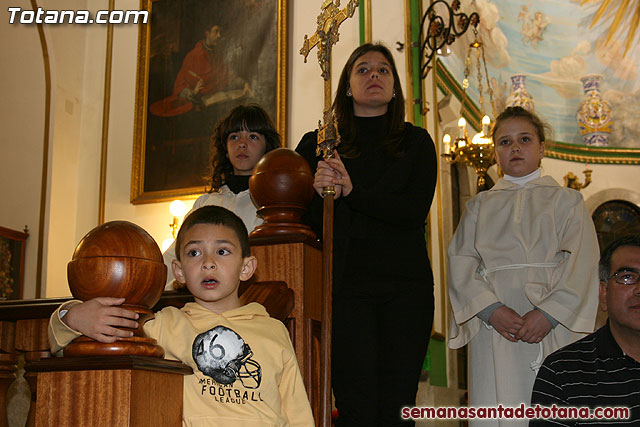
{"left": 0, "top": 226, "right": 28, "bottom": 300}
{"left": 435, "top": 0, "right": 640, "bottom": 165}
{"left": 132, "top": 0, "right": 288, "bottom": 204}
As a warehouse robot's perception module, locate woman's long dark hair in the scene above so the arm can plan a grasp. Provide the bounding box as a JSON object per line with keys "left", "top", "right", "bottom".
{"left": 207, "top": 104, "right": 281, "bottom": 192}
{"left": 333, "top": 43, "right": 406, "bottom": 158}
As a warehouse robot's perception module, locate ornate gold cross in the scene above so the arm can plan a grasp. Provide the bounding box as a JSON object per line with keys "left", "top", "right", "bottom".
{"left": 299, "top": 3, "right": 358, "bottom": 426}
{"left": 300, "top": 0, "right": 358, "bottom": 161}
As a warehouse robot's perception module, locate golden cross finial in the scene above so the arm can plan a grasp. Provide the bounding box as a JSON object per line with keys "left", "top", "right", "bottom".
{"left": 300, "top": 0, "right": 358, "bottom": 160}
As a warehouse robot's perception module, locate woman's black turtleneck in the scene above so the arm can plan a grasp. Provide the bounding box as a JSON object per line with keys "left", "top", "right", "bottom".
{"left": 296, "top": 115, "right": 437, "bottom": 290}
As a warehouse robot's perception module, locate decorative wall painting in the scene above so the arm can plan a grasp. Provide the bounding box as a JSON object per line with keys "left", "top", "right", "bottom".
{"left": 437, "top": 0, "right": 640, "bottom": 163}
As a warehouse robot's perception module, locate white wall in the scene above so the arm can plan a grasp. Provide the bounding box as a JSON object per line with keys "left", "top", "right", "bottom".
{"left": 0, "top": 1, "right": 47, "bottom": 298}
{"left": 542, "top": 158, "right": 640, "bottom": 214}
{"left": 44, "top": 0, "right": 93, "bottom": 296}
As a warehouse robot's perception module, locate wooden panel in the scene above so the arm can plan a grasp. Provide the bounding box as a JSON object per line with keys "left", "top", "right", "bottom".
{"left": 36, "top": 369, "right": 183, "bottom": 427}
{"left": 251, "top": 243, "right": 322, "bottom": 368}
{"left": 250, "top": 241, "right": 323, "bottom": 422}
{"left": 238, "top": 281, "right": 294, "bottom": 322}
{"left": 252, "top": 242, "right": 322, "bottom": 319}
{"left": 0, "top": 321, "right": 15, "bottom": 353}
{"left": 130, "top": 370, "right": 183, "bottom": 426}
{"left": 307, "top": 318, "right": 322, "bottom": 424}
{"left": 15, "top": 319, "right": 49, "bottom": 353}
{"left": 36, "top": 370, "right": 133, "bottom": 427}
{"left": 302, "top": 244, "right": 322, "bottom": 320}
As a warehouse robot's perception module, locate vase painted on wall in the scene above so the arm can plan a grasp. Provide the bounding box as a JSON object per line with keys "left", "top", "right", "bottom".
{"left": 576, "top": 74, "right": 613, "bottom": 146}
{"left": 505, "top": 74, "right": 535, "bottom": 112}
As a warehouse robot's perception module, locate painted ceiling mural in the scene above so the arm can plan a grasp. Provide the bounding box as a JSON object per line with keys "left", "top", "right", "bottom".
{"left": 440, "top": 0, "right": 640, "bottom": 148}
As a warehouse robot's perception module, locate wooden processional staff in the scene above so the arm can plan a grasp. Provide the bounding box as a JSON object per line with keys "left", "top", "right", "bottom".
{"left": 299, "top": 1, "right": 358, "bottom": 425}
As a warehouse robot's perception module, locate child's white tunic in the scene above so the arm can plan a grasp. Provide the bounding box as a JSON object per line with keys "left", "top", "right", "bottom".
{"left": 447, "top": 176, "right": 599, "bottom": 425}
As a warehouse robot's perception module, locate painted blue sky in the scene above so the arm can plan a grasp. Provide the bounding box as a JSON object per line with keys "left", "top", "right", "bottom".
{"left": 440, "top": 0, "right": 640, "bottom": 147}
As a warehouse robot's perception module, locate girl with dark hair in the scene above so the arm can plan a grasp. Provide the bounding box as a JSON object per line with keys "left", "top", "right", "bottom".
{"left": 447, "top": 106, "right": 599, "bottom": 424}
{"left": 164, "top": 104, "right": 281, "bottom": 288}
{"left": 296, "top": 43, "right": 437, "bottom": 426}
{"left": 207, "top": 104, "right": 281, "bottom": 192}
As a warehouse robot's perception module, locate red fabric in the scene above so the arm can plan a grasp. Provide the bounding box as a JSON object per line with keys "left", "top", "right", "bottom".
{"left": 172, "top": 40, "right": 231, "bottom": 97}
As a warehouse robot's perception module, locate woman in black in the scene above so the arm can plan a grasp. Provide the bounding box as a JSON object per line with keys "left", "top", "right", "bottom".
{"left": 296, "top": 43, "right": 437, "bottom": 426}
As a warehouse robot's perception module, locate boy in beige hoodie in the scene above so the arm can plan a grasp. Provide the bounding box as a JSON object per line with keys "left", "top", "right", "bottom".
{"left": 49, "top": 205, "right": 314, "bottom": 427}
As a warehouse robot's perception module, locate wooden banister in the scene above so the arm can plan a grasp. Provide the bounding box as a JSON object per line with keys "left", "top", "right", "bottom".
{"left": 0, "top": 280, "right": 305, "bottom": 426}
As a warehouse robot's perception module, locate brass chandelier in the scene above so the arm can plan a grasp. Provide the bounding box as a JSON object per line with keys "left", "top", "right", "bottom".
{"left": 442, "top": 28, "right": 497, "bottom": 189}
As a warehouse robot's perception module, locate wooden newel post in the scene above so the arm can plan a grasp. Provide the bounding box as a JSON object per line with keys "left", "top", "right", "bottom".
{"left": 300, "top": 1, "right": 358, "bottom": 425}
{"left": 31, "top": 221, "right": 190, "bottom": 426}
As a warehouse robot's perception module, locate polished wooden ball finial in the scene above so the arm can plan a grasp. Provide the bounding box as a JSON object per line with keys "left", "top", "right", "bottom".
{"left": 249, "top": 148, "right": 316, "bottom": 240}
{"left": 65, "top": 221, "right": 167, "bottom": 357}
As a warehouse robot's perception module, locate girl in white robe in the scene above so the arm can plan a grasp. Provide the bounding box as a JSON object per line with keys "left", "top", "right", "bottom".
{"left": 163, "top": 105, "right": 282, "bottom": 289}
{"left": 447, "top": 107, "right": 599, "bottom": 425}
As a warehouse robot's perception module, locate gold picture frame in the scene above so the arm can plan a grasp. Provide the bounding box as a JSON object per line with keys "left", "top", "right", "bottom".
{"left": 131, "top": 0, "right": 288, "bottom": 204}
{"left": 0, "top": 226, "right": 29, "bottom": 300}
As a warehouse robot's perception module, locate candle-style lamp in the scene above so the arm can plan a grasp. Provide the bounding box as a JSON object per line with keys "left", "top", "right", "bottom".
{"left": 456, "top": 117, "right": 468, "bottom": 148}
{"left": 440, "top": 27, "right": 497, "bottom": 190}
{"left": 442, "top": 133, "right": 452, "bottom": 156}
{"left": 563, "top": 167, "right": 593, "bottom": 191}
{"left": 169, "top": 200, "right": 187, "bottom": 239}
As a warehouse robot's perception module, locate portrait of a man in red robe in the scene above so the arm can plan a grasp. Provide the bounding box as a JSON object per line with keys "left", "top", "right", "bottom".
{"left": 135, "top": 0, "right": 278, "bottom": 200}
